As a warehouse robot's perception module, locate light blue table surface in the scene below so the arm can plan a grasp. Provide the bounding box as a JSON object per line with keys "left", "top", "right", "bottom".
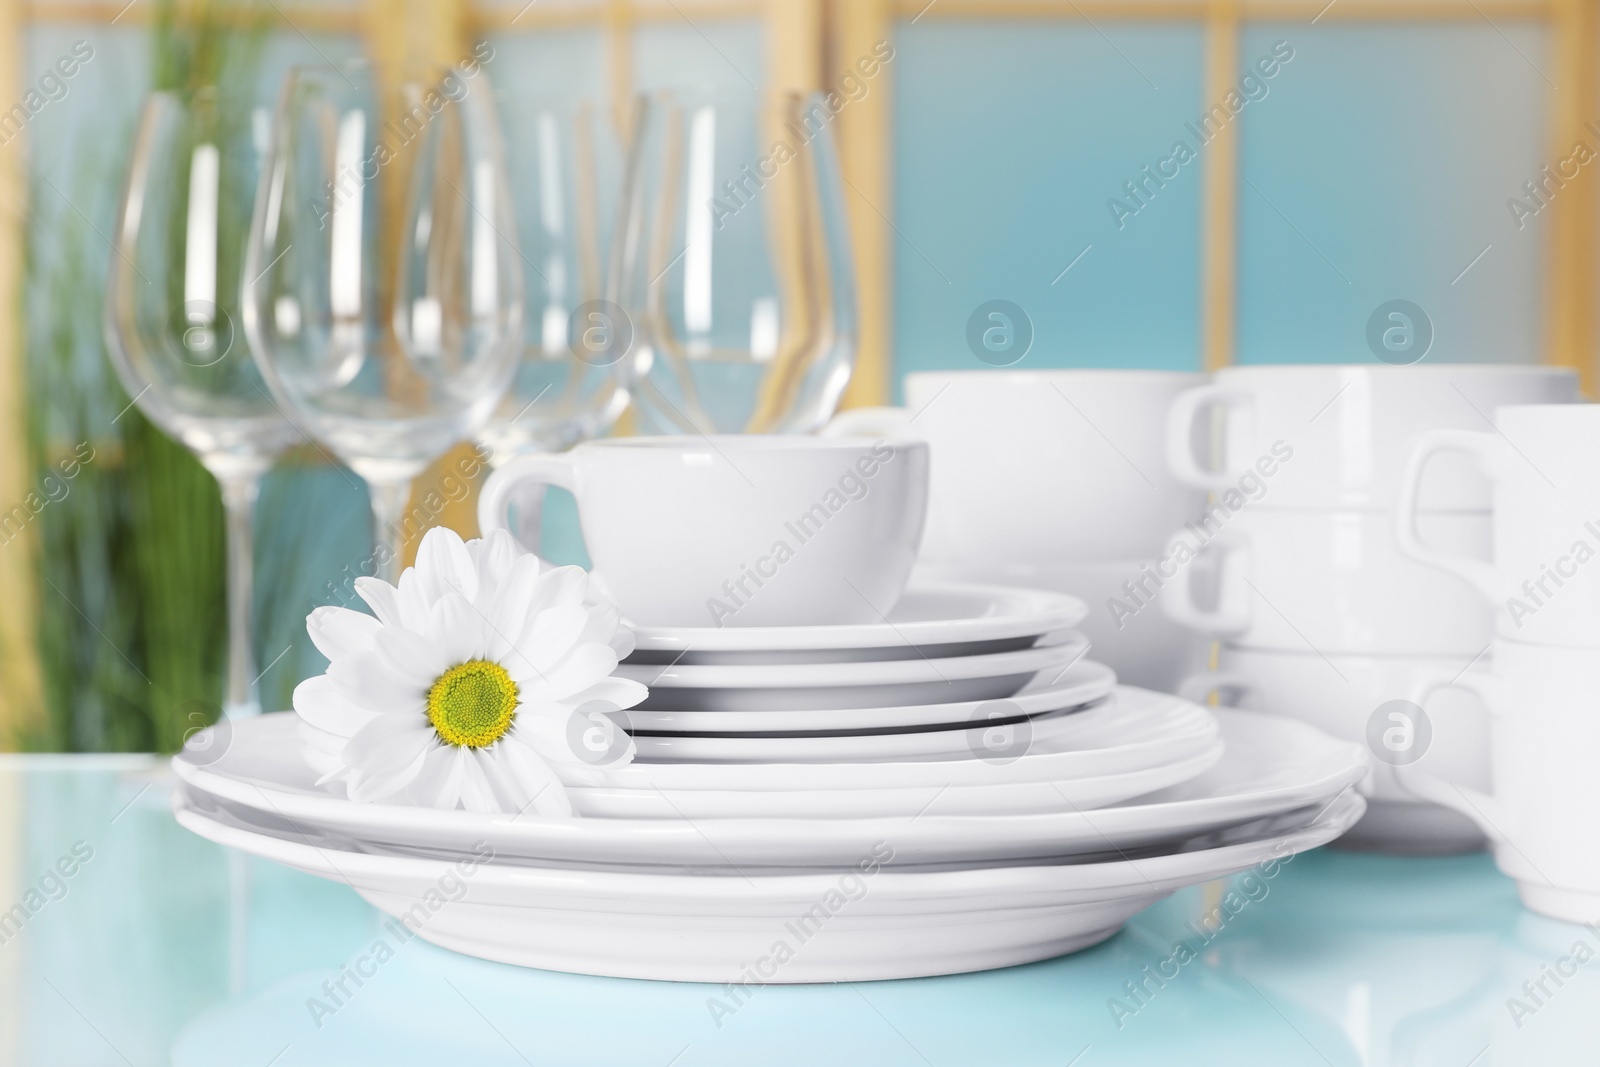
{"left": 2, "top": 760, "right": 1594, "bottom": 1066}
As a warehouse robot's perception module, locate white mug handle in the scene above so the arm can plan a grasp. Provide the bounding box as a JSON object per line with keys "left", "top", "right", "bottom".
{"left": 820, "top": 407, "right": 916, "bottom": 440}
{"left": 1177, "top": 669, "right": 1255, "bottom": 707}
{"left": 1393, "top": 665, "right": 1510, "bottom": 844}
{"left": 1161, "top": 530, "right": 1252, "bottom": 636}
{"left": 478, "top": 452, "right": 581, "bottom": 554}
{"left": 1165, "top": 384, "right": 1252, "bottom": 491}
{"left": 1394, "top": 429, "right": 1508, "bottom": 604}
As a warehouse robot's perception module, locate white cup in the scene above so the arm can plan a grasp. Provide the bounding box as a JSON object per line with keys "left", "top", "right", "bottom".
{"left": 478, "top": 436, "right": 929, "bottom": 627}
{"left": 1179, "top": 645, "right": 1489, "bottom": 853}
{"left": 1166, "top": 364, "right": 1578, "bottom": 511}
{"left": 1161, "top": 508, "right": 1492, "bottom": 656}
{"left": 913, "top": 557, "right": 1209, "bottom": 694}
{"left": 825, "top": 370, "right": 1205, "bottom": 563}
{"left": 1398, "top": 637, "right": 1600, "bottom": 922}
{"left": 1397, "top": 404, "right": 1600, "bottom": 648}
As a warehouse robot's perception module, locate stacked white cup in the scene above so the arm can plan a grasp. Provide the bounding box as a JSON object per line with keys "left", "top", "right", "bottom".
{"left": 824, "top": 370, "right": 1212, "bottom": 691}
{"left": 1166, "top": 365, "right": 1579, "bottom": 854}
{"left": 1395, "top": 404, "right": 1600, "bottom": 921}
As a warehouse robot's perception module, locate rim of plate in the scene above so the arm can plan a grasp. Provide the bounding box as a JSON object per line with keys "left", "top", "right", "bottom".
{"left": 625, "top": 582, "right": 1088, "bottom": 652}
{"left": 616, "top": 632, "right": 1088, "bottom": 689}
{"left": 621, "top": 659, "right": 1117, "bottom": 734}
{"left": 169, "top": 709, "right": 1367, "bottom": 852}
{"left": 171, "top": 789, "right": 1364, "bottom": 900}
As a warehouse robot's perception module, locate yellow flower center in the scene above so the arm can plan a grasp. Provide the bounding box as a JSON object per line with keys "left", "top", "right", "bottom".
{"left": 426, "top": 659, "right": 518, "bottom": 748}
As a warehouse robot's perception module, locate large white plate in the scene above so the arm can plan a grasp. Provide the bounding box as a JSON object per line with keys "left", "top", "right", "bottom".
{"left": 175, "top": 708, "right": 1367, "bottom": 870}
{"left": 172, "top": 789, "right": 1364, "bottom": 982}
{"left": 174, "top": 691, "right": 1224, "bottom": 819}
{"left": 618, "top": 633, "right": 1089, "bottom": 711}
{"left": 630, "top": 703, "right": 1109, "bottom": 763}
{"left": 621, "top": 660, "right": 1117, "bottom": 734}
{"left": 625, "top": 582, "right": 1088, "bottom": 662}
{"left": 178, "top": 686, "right": 1215, "bottom": 792}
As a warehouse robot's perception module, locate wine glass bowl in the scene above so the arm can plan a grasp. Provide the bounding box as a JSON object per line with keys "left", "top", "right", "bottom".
{"left": 474, "top": 94, "right": 638, "bottom": 465}
{"left": 243, "top": 61, "right": 523, "bottom": 573}
{"left": 107, "top": 88, "right": 299, "bottom": 479}
{"left": 620, "top": 88, "right": 857, "bottom": 436}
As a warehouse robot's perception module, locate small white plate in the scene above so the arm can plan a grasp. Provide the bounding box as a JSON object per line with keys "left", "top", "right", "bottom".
{"left": 618, "top": 633, "right": 1089, "bottom": 711}
{"left": 174, "top": 708, "right": 1366, "bottom": 870}
{"left": 625, "top": 582, "right": 1088, "bottom": 662}
{"left": 621, "top": 660, "right": 1117, "bottom": 734}
{"left": 630, "top": 703, "right": 1106, "bottom": 763}
{"left": 172, "top": 789, "right": 1364, "bottom": 982}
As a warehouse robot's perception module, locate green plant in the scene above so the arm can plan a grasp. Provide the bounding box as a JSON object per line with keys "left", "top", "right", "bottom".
{"left": 17, "top": 0, "right": 274, "bottom": 752}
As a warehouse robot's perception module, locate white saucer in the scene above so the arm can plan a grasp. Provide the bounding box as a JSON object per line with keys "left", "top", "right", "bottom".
{"left": 618, "top": 633, "right": 1089, "bottom": 711}
{"left": 174, "top": 708, "right": 1366, "bottom": 870}
{"left": 630, "top": 703, "right": 1108, "bottom": 763}
{"left": 625, "top": 582, "right": 1088, "bottom": 663}
{"left": 172, "top": 788, "right": 1364, "bottom": 982}
{"left": 621, "top": 660, "right": 1117, "bottom": 734}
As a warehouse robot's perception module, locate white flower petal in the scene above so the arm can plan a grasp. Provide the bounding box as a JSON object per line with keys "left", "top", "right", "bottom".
{"left": 476, "top": 529, "right": 521, "bottom": 597}
{"left": 428, "top": 747, "right": 471, "bottom": 810}
{"left": 296, "top": 718, "right": 347, "bottom": 778}
{"left": 306, "top": 606, "right": 381, "bottom": 662}
{"left": 457, "top": 750, "right": 499, "bottom": 813}
{"left": 400, "top": 746, "right": 458, "bottom": 807}
{"left": 343, "top": 712, "right": 432, "bottom": 770}
{"left": 354, "top": 577, "right": 405, "bottom": 629}
{"left": 373, "top": 626, "right": 449, "bottom": 690}
{"left": 348, "top": 755, "right": 430, "bottom": 803}
{"left": 560, "top": 676, "right": 650, "bottom": 713}
{"left": 510, "top": 603, "right": 588, "bottom": 678}
{"left": 416, "top": 527, "right": 478, "bottom": 606}
{"left": 326, "top": 651, "right": 427, "bottom": 714}
{"left": 485, "top": 554, "right": 544, "bottom": 660}
{"left": 519, "top": 643, "right": 619, "bottom": 701}
{"left": 395, "top": 569, "right": 435, "bottom": 630}
{"left": 529, "top": 565, "right": 586, "bottom": 616}
{"left": 343, "top": 716, "right": 432, "bottom": 801}
{"left": 293, "top": 675, "right": 382, "bottom": 738}
{"left": 499, "top": 735, "right": 574, "bottom": 816}
{"left": 430, "top": 591, "right": 490, "bottom": 666}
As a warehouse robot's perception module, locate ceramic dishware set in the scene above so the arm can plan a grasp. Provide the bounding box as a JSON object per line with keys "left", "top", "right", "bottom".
{"left": 824, "top": 370, "right": 1213, "bottom": 691}
{"left": 1167, "top": 365, "right": 1580, "bottom": 854}
{"left": 171, "top": 433, "right": 1369, "bottom": 981}
{"left": 1394, "top": 403, "right": 1600, "bottom": 922}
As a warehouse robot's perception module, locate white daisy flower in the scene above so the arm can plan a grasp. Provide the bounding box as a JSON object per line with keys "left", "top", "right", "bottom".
{"left": 293, "top": 526, "right": 647, "bottom": 817}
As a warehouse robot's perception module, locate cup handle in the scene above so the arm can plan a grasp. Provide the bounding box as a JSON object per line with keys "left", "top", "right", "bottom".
{"left": 820, "top": 407, "right": 915, "bottom": 440}
{"left": 1393, "top": 429, "right": 1507, "bottom": 604}
{"left": 1161, "top": 530, "right": 1252, "bottom": 636}
{"left": 1177, "top": 669, "right": 1255, "bottom": 707}
{"left": 478, "top": 452, "right": 581, "bottom": 555}
{"left": 1165, "top": 383, "right": 1250, "bottom": 491}
{"left": 1393, "top": 666, "right": 1510, "bottom": 845}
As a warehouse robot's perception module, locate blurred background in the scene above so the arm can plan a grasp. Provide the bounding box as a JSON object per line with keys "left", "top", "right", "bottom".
{"left": 0, "top": 0, "right": 1587, "bottom": 753}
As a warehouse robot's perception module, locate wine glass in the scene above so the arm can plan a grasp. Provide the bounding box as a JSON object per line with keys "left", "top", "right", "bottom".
{"left": 243, "top": 61, "right": 523, "bottom": 582}
{"left": 617, "top": 88, "right": 857, "bottom": 436}
{"left": 105, "top": 87, "right": 300, "bottom": 719}
{"left": 475, "top": 94, "right": 640, "bottom": 548}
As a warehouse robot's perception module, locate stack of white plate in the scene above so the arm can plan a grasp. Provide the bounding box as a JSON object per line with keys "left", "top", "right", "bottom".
{"left": 173, "top": 581, "right": 1369, "bottom": 982}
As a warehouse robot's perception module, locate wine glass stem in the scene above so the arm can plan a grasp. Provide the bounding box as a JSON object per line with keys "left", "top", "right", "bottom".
{"left": 218, "top": 474, "right": 262, "bottom": 719}
{"left": 368, "top": 478, "right": 413, "bottom": 585}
